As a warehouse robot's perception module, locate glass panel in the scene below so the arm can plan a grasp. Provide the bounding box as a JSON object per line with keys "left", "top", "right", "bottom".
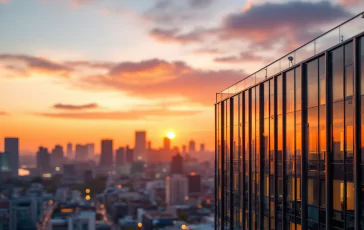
{"left": 307, "top": 59, "right": 319, "bottom": 108}
{"left": 319, "top": 56, "right": 326, "bottom": 105}
{"left": 332, "top": 47, "right": 344, "bottom": 102}
{"left": 264, "top": 81, "right": 269, "bottom": 118}
{"left": 296, "top": 67, "right": 302, "bottom": 111}
{"left": 345, "top": 42, "right": 353, "bottom": 67}
{"left": 346, "top": 65, "right": 353, "bottom": 98}
{"left": 277, "top": 75, "right": 283, "bottom": 115}
{"left": 332, "top": 101, "right": 344, "bottom": 159}
{"left": 286, "top": 70, "right": 295, "bottom": 113}
{"left": 308, "top": 107, "right": 319, "bottom": 168}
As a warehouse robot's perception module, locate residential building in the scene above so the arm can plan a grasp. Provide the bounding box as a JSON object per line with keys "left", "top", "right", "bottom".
{"left": 166, "top": 174, "right": 188, "bottom": 205}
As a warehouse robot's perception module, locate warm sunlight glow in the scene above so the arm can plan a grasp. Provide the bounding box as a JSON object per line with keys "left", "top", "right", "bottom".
{"left": 167, "top": 131, "right": 175, "bottom": 139}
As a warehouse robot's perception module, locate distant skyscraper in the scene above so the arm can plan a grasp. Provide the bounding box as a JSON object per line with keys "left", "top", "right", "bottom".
{"left": 51, "top": 145, "right": 64, "bottom": 168}
{"left": 75, "top": 144, "right": 88, "bottom": 161}
{"left": 188, "top": 173, "right": 201, "bottom": 195}
{"left": 171, "top": 153, "right": 183, "bottom": 175}
{"left": 116, "top": 147, "right": 125, "bottom": 166}
{"left": 182, "top": 145, "right": 186, "bottom": 154}
{"left": 4, "top": 138, "right": 19, "bottom": 177}
{"left": 166, "top": 174, "right": 188, "bottom": 205}
{"left": 148, "top": 141, "right": 151, "bottom": 150}
{"left": 36, "top": 147, "right": 50, "bottom": 172}
{"left": 200, "top": 143, "right": 205, "bottom": 152}
{"left": 188, "top": 140, "right": 196, "bottom": 153}
{"left": 67, "top": 143, "right": 73, "bottom": 159}
{"left": 163, "top": 137, "right": 171, "bottom": 151}
{"left": 86, "top": 143, "right": 94, "bottom": 159}
{"left": 0, "top": 152, "right": 9, "bottom": 172}
{"left": 135, "top": 131, "right": 146, "bottom": 161}
{"left": 100, "top": 139, "right": 113, "bottom": 167}
{"left": 126, "top": 146, "right": 134, "bottom": 163}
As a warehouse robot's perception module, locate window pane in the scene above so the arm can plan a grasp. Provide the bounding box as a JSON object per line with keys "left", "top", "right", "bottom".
{"left": 296, "top": 66, "right": 302, "bottom": 111}
{"left": 286, "top": 70, "right": 295, "bottom": 113}
{"left": 307, "top": 59, "right": 319, "bottom": 108}
{"left": 345, "top": 42, "right": 353, "bottom": 67}
{"left": 277, "top": 75, "right": 283, "bottom": 115}
{"left": 319, "top": 56, "right": 326, "bottom": 105}
{"left": 332, "top": 101, "right": 344, "bottom": 161}
{"left": 346, "top": 65, "right": 353, "bottom": 98}
{"left": 264, "top": 82, "right": 269, "bottom": 118}
{"left": 332, "top": 47, "right": 344, "bottom": 102}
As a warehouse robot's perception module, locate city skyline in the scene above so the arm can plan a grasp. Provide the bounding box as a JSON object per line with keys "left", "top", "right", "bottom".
{"left": 1, "top": 0, "right": 363, "bottom": 153}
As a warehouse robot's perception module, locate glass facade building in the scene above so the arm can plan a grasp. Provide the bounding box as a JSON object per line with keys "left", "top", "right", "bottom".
{"left": 215, "top": 13, "right": 364, "bottom": 230}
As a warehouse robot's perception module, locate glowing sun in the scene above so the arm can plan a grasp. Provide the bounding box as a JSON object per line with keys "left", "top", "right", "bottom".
{"left": 166, "top": 131, "right": 175, "bottom": 139}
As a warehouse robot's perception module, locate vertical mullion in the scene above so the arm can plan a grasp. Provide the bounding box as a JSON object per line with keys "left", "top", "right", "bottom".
{"left": 301, "top": 63, "right": 308, "bottom": 230}
{"left": 230, "top": 98, "right": 234, "bottom": 227}
{"left": 259, "top": 84, "right": 265, "bottom": 228}
{"left": 242, "top": 93, "right": 246, "bottom": 229}
{"left": 274, "top": 75, "right": 279, "bottom": 230}
{"left": 215, "top": 104, "right": 217, "bottom": 230}
{"left": 248, "top": 89, "right": 252, "bottom": 229}
{"left": 282, "top": 73, "right": 287, "bottom": 230}
{"left": 325, "top": 51, "right": 333, "bottom": 230}
{"left": 353, "top": 37, "right": 361, "bottom": 230}
{"left": 221, "top": 101, "right": 225, "bottom": 230}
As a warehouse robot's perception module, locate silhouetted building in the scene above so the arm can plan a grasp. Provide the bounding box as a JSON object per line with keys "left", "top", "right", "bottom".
{"left": 75, "top": 144, "right": 88, "bottom": 162}
{"left": 188, "top": 173, "right": 201, "bottom": 195}
{"left": 170, "top": 153, "right": 183, "bottom": 175}
{"left": 148, "top": 141, "right": 152, "bottom": 150}
{"left": 63, "top": 164, "right": 78, "bottom": 185}
{"left": 200, "top": 143, "right": 205, "bottom": 152}
{"left": 86, "top": 143, "right": 94, "bottom": 159}
{"left": 135, "top": 131, "right": 146, "bottom": 161}
{"left": 215, "top": 15, "right": 364, "bottom": 230}
{"left": 84, "top": 170, "right": 93, "bottom": 183}
{"left": 51, "top": 145, "right": 64, "bottom": 168}
{"left": 100, "top": 140, "right": 113, "bottom": 167}
{"left": 163, "top": 137, "right": 171, "bottom": 151}
{"left": 182, "top": 145, "right": 186, "bottom": 154}
{"left": 36, "top": 147, "right": 50, "bottom": 172}
{"left": 4, "top": 138, "right": 18, "bottom": 177}
{"left": 67, "top": 143, "right": 73, "bottom": 159}
{"left": 0, "top": 198, "right": 10, "bottom": 230}
{"left": 126, "top": 146, "right": 134, "bottom": 163}
{"left": 188, "top": 140, "right": 195, "bottom": 153}
{"left": 115, "top": 147, "right": 125, "bottom": 166}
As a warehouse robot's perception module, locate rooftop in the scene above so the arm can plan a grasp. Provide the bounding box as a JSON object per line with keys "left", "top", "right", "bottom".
{"left": 216, "top": 11, "right": 364, "bottom": 103}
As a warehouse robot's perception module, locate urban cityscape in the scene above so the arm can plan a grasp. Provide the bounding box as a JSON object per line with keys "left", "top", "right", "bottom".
{"left": 0, "top": 132, "right": 215, "bottom": 230}
{"left": 1, "top": 0, "right": 364, "bottom": 230}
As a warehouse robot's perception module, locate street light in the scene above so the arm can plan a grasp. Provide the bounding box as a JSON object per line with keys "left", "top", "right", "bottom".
{"left": 138, "top": 222, "right": 143, "bottom": 228}
{"left": 85, "top": 189, "right": 90, "bottom": 194}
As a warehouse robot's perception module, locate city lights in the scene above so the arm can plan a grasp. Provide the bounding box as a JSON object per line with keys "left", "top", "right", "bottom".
{"left": 138, "top": 222, "right": 142, "bottom": 228}
{"left": 85, "top": 189, "right": 90, "bottom": 194}
{"left": 181, "top": 224, "right": 187, "bottom": 230}
{"left": 85, "top": 195, "right": 91, "bottom": 200}
{"left": 184, "top": 196, "right": 189, "bottom": 201}
{"left": 117, "top": 184, "right": 122, "bottom": 189}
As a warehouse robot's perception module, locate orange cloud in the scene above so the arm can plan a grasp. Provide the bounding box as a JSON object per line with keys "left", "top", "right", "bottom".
{"left": 0, "top": 54, "right": 244, "bottom": 105}
{"left": 0, "top": 0, "right": 9, "bottom": 3}
{"left": 339, "top": 0, "right": 361, "bottom": 7}
{"left": 37, "top": 108, "right": 202, "bottom": 120}
{"left": 0, "top": 54, "right": 72, "bottom": 78}
{"left": 53, "top": 103, "right": 99, "bottom": 110}
{"left": 214, "top": 52, "right": 269, "bottom": 63}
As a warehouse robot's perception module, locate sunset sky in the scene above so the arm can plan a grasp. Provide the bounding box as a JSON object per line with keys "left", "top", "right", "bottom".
{"left": 0, "top": 0, "right": 362, "bottom": 154}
